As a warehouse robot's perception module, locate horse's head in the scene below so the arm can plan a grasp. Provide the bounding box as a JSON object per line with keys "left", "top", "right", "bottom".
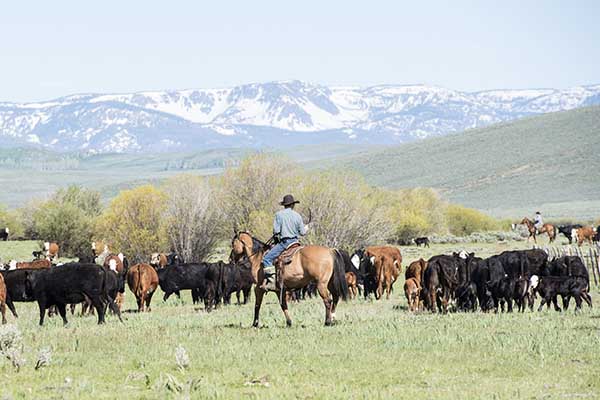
{"left": 231, "top": 231, "right": 256, "bottom": 263}
{"left": 520, "top": 217, "right": 531, "bottom": 225}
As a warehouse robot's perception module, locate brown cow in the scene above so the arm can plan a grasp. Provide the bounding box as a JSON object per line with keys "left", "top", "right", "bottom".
{"left": 127, "top": 263, "right": 159, "bottom": 312}
{"left": 404, "top": 277, "right": 421, "bottom": 312}
{"left": 572, "top": 226, "right": 597, "bottom": 246}
{"left": 150, "top": 253, "right": 168, "bottom": 269}
{"left": 8, "top": 258, "right": 51, "bottom": 270}
{"left": 365, "top": 246, "right": 402, "bottom": 299}
{"left": 405, "top": 258, "right": 427, "bottom": 284}
{"left": 103, "top": 253, "right": 126, "bottom": 310}
{"left": 0, "top": 273, "right": 7, "bottom": 324}
{"left": 44, "top": 242, "right": 59, "bottom": 260}
{"left": 345, "top": 271, "right": 358, "bottom": 299}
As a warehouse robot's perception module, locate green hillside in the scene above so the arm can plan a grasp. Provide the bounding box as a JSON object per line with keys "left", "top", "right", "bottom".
{"left": 343, "top": 106, "right": 600, "bottom": 219}
{"left": 0, "top": 144, "right": 374, "bottom": 208}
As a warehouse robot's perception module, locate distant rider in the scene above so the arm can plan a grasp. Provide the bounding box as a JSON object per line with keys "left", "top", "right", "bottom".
{"left": 534, "top": 211, "right": 543, "bottom": 234}
{"left": 260, "top": 194, "right": 308, "bottom": 291}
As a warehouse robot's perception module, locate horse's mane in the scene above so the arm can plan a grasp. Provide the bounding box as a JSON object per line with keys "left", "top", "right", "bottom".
{"left": 235, "top": 231, "right": 269, "bottom": 254}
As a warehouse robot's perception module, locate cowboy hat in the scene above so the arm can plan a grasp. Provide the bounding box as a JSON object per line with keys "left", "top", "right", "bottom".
{"left": 280, "top": 194, "right": 299, "bottom": 206}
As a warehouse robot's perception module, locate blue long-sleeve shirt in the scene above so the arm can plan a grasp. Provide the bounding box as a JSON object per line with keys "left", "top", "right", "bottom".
{"left": 273, "top": 208, "right": 307, "bottom": 239}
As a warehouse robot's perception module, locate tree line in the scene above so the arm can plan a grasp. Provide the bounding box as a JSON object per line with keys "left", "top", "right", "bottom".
{"left": 0, "top": 154, "right": 508, "bottom": 262}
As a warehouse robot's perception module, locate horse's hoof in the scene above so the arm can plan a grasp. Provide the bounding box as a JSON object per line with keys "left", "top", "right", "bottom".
{"left": 286, "top": 320, "right": 292, "bottom": 327}
{"left": 252, "top": 321, "right": 259, "bottom": 328}
{"left": 324, "top": 320, "right": 333, "bottom": 327}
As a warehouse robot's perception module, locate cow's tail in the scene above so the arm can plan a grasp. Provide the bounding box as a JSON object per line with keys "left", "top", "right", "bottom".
{"left": 437, "top": 260, "right": 458, "bottom": 289}
{"left": 135, "top": 266, "right": 143, "bottom": 299}
{"left": 331, "top": 250, "right": 349, "bottom": 301}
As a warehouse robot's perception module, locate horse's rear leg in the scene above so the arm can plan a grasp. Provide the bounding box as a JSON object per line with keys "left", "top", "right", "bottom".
{"left": 277, "top": 292, "right": 292, "bottom": 327}
{"left": 252, "top": 287, "right": 265, "bottom": 328}
{"left": 316, "top": 282, "right": 333, "bottom": 326}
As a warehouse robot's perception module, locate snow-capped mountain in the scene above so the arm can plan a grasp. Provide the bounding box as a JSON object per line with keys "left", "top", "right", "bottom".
{"left": 1, "top": 81, "right": 599, "bottom": 153}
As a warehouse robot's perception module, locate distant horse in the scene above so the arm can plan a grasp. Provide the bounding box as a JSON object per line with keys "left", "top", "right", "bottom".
{"left": 519, "top": 218, "right": 556, "bottom": 243}
{"left": 231, "top": 232, "right": 348, "bottom": 327}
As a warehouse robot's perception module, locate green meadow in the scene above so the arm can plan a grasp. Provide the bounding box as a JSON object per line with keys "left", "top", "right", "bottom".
{"left": 0, "top": 240, "right": 598, "bottom": 399}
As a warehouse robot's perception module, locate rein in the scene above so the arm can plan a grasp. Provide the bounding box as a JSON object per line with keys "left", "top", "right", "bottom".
{"left": 233, "top": 232, "right": 275, "bottom": 260}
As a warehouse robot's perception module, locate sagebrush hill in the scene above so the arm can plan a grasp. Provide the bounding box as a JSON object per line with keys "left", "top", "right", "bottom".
{"left": 341, "top": 106, "right": 600, "bottom": 219}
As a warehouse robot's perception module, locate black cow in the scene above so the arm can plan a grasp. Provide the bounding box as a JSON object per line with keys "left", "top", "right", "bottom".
{"left": 0, "top": 269, "right": 39, "bottom": 318}
{"left": 557, "top": 224, "right": 583, "bottom": 244}
{"left": 25, "top": 263, "right": 122, "bottom": 326}
{"left": 543, "top": 256, "right": 592, "bottom": 308}
{"left": 535, "top": 276, "right": 589, "bottom": 312}
{"left": 0, "top": 228, "right": 8, "bottom": 241}
{"left": 351, "top": 249, "right": 378, "bottom": 299}
{"left": 469, "top": 256, "right": 505, "bottom": 312}
{"left": 414, "top": 237, "right": 430, "bottom": 247}
{"left": 422, "top": 253, "right": 466, "bottom": 313}
{"left": 230, "top": 258, "right": 254, "bottom": 305}
{"left": 156, "top": 262, "right": 219, "bottom": 311}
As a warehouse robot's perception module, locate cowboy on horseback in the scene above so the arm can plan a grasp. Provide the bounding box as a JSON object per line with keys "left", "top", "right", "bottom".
{"left": 534, "top": 211, "right": 543, "bottom": 234}
{"left": 260, "top": 194, "right": 308, "bottom": 291}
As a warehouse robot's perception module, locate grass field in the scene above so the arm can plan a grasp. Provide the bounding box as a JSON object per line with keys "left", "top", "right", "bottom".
{"left": 0, "top": 240, "right": 599, "bottom": 399}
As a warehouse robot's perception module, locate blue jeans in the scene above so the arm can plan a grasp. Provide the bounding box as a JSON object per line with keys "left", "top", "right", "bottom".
{"left": 262, "top": 238, "right": 297, "bottom": 267}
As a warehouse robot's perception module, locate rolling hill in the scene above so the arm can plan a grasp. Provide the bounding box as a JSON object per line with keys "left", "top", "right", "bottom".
{"left": 342, "top": 106, "right": 600, "bottom": 219}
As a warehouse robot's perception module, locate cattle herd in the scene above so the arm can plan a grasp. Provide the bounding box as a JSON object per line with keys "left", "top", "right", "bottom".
{"left": 0, "top": 231, "right": 595, "bottom": 327}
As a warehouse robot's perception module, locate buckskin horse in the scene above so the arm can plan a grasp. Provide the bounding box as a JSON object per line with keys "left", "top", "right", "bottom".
{"left": 231, "top": 232, "right": 348, "bottom": 327}
{"left": 518, "top": 217, "right": 556, "bottom": 243}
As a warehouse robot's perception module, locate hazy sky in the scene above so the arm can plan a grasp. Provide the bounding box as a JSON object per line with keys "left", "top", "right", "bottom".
{"left": 1, "top": 0, "right": 598, "bottom": 102}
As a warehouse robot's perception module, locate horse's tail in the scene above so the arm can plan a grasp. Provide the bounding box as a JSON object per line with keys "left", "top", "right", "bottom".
{"left": 331, "top": 250, "right": 349, "bottom": 301}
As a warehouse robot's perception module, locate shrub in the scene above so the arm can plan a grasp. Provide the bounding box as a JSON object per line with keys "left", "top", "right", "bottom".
{"left": 217, "top": 154, "right": 299, "bottom": 234}
{"left": 446, "top": 205, "right": 500, "bottom": 236}
{"left": 162, "top": 175, "right": 224, "bottom": 263}
{"left": 95, "top": 185, "right": 167, "bottom": 263}
{"left": 296, "top": 171, "right": 392, "bottom": 250}
{"left": 0, "top": 205, "right": 24, "bottom": 239}
{"left": 388, "top": 188, "right": 447, "bottom": 244}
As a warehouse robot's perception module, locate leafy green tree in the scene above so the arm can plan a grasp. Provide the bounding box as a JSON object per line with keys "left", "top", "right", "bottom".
{"left": 32, "top": 186, "right": 101, "bottom": 257}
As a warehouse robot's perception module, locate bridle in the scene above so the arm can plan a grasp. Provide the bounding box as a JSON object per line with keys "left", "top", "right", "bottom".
{"left": 232, "top": 232, "right": 274, "bottom": 260}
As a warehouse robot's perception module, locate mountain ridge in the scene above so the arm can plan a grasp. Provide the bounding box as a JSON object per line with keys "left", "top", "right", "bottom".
{"left": 1, "top": 80, "right": 599, "bottom": 153}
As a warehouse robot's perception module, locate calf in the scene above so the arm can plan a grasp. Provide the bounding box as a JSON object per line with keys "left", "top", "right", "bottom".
{"left": 156, "top": 262, "right": 220, "bottom": 311}
{"left": 44, "top": 242, "right": 59, "bottom": 261}
{"left": 25, "top": 263, "right": 122, "bottom": 325}
{"left": 345, "top": 272, "right": 359, "bottom": 299}
{"left": 404, "top": 277, "right": 421, "bottom": 312}
{"left": 536, "top": 276, "right": 588, "bottom": 312}
{"left": 127, "top": 263, "right": 159, "bottom": 312}
{"left": 414, "top": 237, "right": 430, "bottom": 247}
{"left": 0, "top": 274, "right": 7, "bottom": 324}
{"left": 0, "top": 227, "right": 8, "bottom": 241}
{"left": 405, "top": 258, "right": 427, "bottom": 284}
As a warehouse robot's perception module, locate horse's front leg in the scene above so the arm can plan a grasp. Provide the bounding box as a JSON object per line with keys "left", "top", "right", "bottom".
{"left": 252, "top": 286, "right": 265, "bottom": 328}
